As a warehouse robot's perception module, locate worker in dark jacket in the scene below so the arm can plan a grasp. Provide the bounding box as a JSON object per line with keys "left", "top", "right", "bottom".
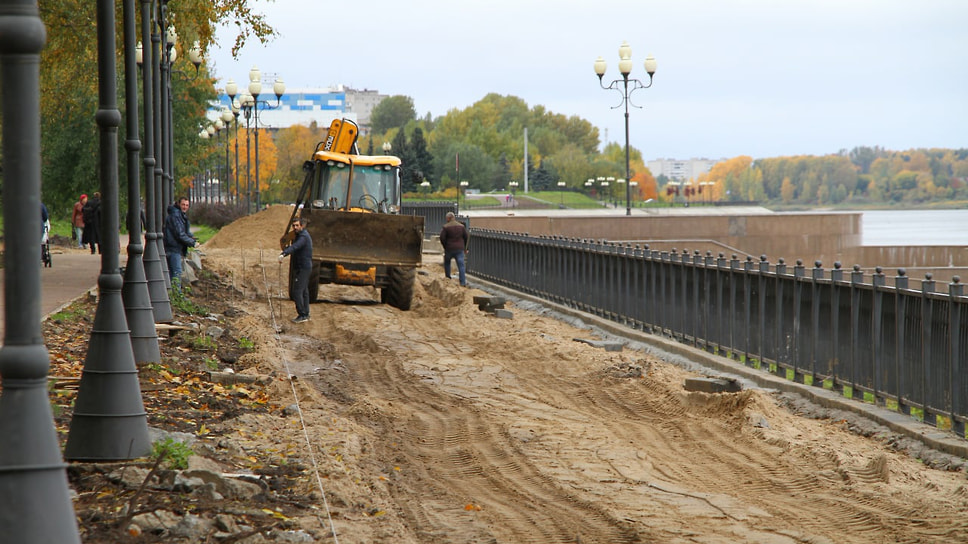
{"left": 279, "top": 217, "right": 314, "bottom": 323}
{"left": 439, "top": 211, "right": 470, "bottom": 287}
{"left": 163, "top": 196, "right": 197, "bottom": 287}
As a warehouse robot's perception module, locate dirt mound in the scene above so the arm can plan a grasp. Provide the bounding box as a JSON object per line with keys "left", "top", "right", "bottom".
{"left": 204, "top": 205, "right": 296, "bottom": 250}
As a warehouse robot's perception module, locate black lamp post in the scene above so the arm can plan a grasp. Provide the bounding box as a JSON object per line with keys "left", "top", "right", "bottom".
{"left": 594, "top": 41, "right": 657, "bottom": 216}
{"left": 65, "top": 0, "right": 151, "bottom": 462}
{"left": 199, "top": 127, "right": 211, "bottom": 201}
{"left": 121, "top": 0, "right": 160, "bottom": 364}
{"left": 225, "top": 79, "right": 243, "bottom": 207}
{"left": 136, "top": 0, "right": 173, "bottom": 321}
{"left": 231, "top": 98, "right": 241, "bottom": 207}
{"left": 221, "top": 106, "right": 234, "bottom": 204}
{"left": 509, "top": 180, "right": 518, "bottom": 207}
{"left": 0, "top": 0, "right": 83, "bottom": 540}
{"left": 157, "top": 15, "right": 200, "bottom": 288}
{"left": 240, "top": 88, "right": 253, "bottom": 213}
{"left": 243, "top": 65, "right": 285, "bottom": 212}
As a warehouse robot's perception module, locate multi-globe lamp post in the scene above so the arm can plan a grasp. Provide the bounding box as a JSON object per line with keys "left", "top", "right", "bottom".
{"left": 557, "top": 180, "right": 567, "bottom": 206}
{"left": 599, "top": 177, "right": 610, "bottom": 207}
{"left": 221, "top": 106, "right": 235, "bottom": 204}
{"left": 246, "top": 66, "right": 284, "bottom": 211}
{"left": 0, "top": 1, "right": 82, "bottom": 540}
{"left": 460, "top": 180, "right": 469, "bottom": 211}
{"left": 594, "top": 41, "right": 656, "bottom": 216}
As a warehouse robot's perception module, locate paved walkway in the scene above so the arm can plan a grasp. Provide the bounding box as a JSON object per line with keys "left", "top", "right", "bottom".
{"left": 0, "top": 240, "right": 130, "bottom": 336}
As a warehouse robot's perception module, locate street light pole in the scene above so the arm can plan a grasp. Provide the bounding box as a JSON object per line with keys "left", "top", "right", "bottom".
{"left": 221, "top": 106, "right": 234, "bottom": 204}
{"left": 239, "top": 89, "right": 252, "bottom": 213}
{"left": 136, "top": 0, "right": 173, "bottom": 321}
{"left": 557, "top": 180, "right": 566, "bottom": 206}
{"left": 460, "top": 180, "right": 469, "bottom": 211}
{"left": 509, "top": 180, "right": 518, "bottom": 207}
{"left": 0, "top": 0, "right": 83, "bottom": 538}
{"left": 66, "top": 0, "right": 151, "bottom": 463}
{"left": 594, "top": 41, "right": 657, "bottom": 216}
{"left": 245, "top": 65, "right": 285, "bottom": 212}
{"left": 121, "top": 0, "right": 159, "bottom": 365}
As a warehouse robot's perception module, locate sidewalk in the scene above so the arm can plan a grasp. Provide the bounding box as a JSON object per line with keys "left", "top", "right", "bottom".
{"left": 0, "top": 239, "right": 130, "bottom": 339}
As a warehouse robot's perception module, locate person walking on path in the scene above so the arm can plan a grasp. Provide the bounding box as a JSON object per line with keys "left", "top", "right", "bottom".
{"left": 440, "top": 211, "right": 470, "bottom": 287}
{"left": 279, "top": 217, "right": 313, "bottom": 323}
{"left": 81, "top": 192, "right": 101, "bottom": 254}
{"left": 163, "top": 196, "right": 197, "bottom": 288}
{"left": 72, "top": 194, "right": 87, "bottom": 249}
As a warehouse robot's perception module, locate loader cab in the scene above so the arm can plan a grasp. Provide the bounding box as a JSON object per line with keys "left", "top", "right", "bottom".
{"left": 308, "top": 151, "right": 402, "bottom": 213}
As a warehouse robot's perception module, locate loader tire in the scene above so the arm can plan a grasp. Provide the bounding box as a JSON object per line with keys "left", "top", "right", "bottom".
{"left": 385, "top": 266, "right": 415, "bottom": 311}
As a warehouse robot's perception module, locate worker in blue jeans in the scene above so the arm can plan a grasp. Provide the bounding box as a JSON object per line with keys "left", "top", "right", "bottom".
{"left": 439, "top": 212, "right": 469, "bottom": 287}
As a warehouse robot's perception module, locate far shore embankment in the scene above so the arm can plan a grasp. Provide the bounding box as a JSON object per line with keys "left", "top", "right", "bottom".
{"left": 462, "top": 206, "right": 968, "bottom": 285}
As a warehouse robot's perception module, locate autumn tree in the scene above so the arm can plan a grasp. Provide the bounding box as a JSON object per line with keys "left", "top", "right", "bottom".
{"left": 780, "top": 177, "right": 795, "bottom": 203}
{"left": 34, "top": 0, "right": 276, "bottom": 216}
{"left": 272, "top": 123, "right": 326, "bottom": 200}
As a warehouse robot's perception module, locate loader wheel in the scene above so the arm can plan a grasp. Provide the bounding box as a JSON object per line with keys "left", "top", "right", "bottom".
{"left": 384, "top": 266, "right": 415, "bottom": 311}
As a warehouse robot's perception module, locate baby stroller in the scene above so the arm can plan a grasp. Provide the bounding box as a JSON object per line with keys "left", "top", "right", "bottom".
{"left": 41, "top": 218, "right": 52, "bottom": 268}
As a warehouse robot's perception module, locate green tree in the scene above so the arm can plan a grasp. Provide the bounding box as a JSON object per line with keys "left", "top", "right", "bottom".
{"left": 410, "top": 127, "right": 433, "bottom": 186}
{"left": 370, "top": 95, "right": 417, "bottom": 133}
{"left": 35, "top": 0, "right": 276, "bottom": 215}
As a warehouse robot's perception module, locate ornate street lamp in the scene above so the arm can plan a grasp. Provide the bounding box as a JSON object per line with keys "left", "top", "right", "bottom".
{"left": 120, "top": 0, "right": 160, "bottom": 365}
{"left": 557, "top": 180, "right": 566, "bottom": 206}
{"left": 136, "top": 0, "right": 173, "bottom": 321}
{"left": 243, "top": 65, "right": 285, "bottom": 211}
{"left": 225, "top": 79, "right": 244, "bottom": 207}
{"left": 700, "top": 181, "right": 715, "bottom": 204}
{"left": 221, "top": 106, "right": 234, "bottom": 204}
{"left": 595, "top": 41, "right": 657, "bottom": 216}
{"left": 66, "top": 0, "right": 151, "bottom": 464}
{"left": 382, "top": 141, "right": 392, "bottom": 155}
{"left": 459, "top": 180, "right": 469, "bottom": 211}
{"left": 0, "top": 1, "right": 83, "bottom": 540}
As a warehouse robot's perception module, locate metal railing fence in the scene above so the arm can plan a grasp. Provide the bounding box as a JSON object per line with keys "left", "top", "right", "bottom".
{"left": 468, "top": 229, "right": 968, "bottom": 439}
{"left": 401, "top": 201, "right": 458, "bottom": 239}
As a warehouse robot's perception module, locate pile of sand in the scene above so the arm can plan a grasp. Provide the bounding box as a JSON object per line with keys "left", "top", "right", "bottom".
{"left": 204, "top": 205, "right": 297, "bottom": 250}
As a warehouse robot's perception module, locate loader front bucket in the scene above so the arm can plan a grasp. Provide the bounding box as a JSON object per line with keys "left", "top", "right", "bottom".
{"left": 301, "top": 209, "right": 425, "bottom": 267}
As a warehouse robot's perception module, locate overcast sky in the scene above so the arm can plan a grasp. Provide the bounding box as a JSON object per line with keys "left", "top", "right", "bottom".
{"left": 206, "top": 0, "right": 966, "bottom": 162}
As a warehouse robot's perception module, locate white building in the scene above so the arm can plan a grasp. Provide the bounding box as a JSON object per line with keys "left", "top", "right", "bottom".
{"left": 213, "top": 85, "right": 387, "bottom": 134}
{"left": 647, "top": 158, "right": 723, "bottom": 181}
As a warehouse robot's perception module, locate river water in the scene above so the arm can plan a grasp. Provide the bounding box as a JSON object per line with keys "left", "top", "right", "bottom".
{"left": 861, "top": 209, "right": 968, "bottom": 246}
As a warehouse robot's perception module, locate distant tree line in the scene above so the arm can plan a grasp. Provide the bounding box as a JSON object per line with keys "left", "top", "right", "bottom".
{"left": 19, "top": 0, "right": 968, "bottom": 223}
{"left": 693, "top": 147, "right": 968, "bottom": 206}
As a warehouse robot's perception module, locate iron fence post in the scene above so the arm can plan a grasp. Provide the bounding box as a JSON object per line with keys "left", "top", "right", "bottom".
{"left": 948, "top": 278, "right": 964, "bottom": 437}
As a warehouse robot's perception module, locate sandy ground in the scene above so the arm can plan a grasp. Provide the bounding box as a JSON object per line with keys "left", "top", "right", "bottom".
{"left": 198, "top": 206, "right": 968, "bottom": 543}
